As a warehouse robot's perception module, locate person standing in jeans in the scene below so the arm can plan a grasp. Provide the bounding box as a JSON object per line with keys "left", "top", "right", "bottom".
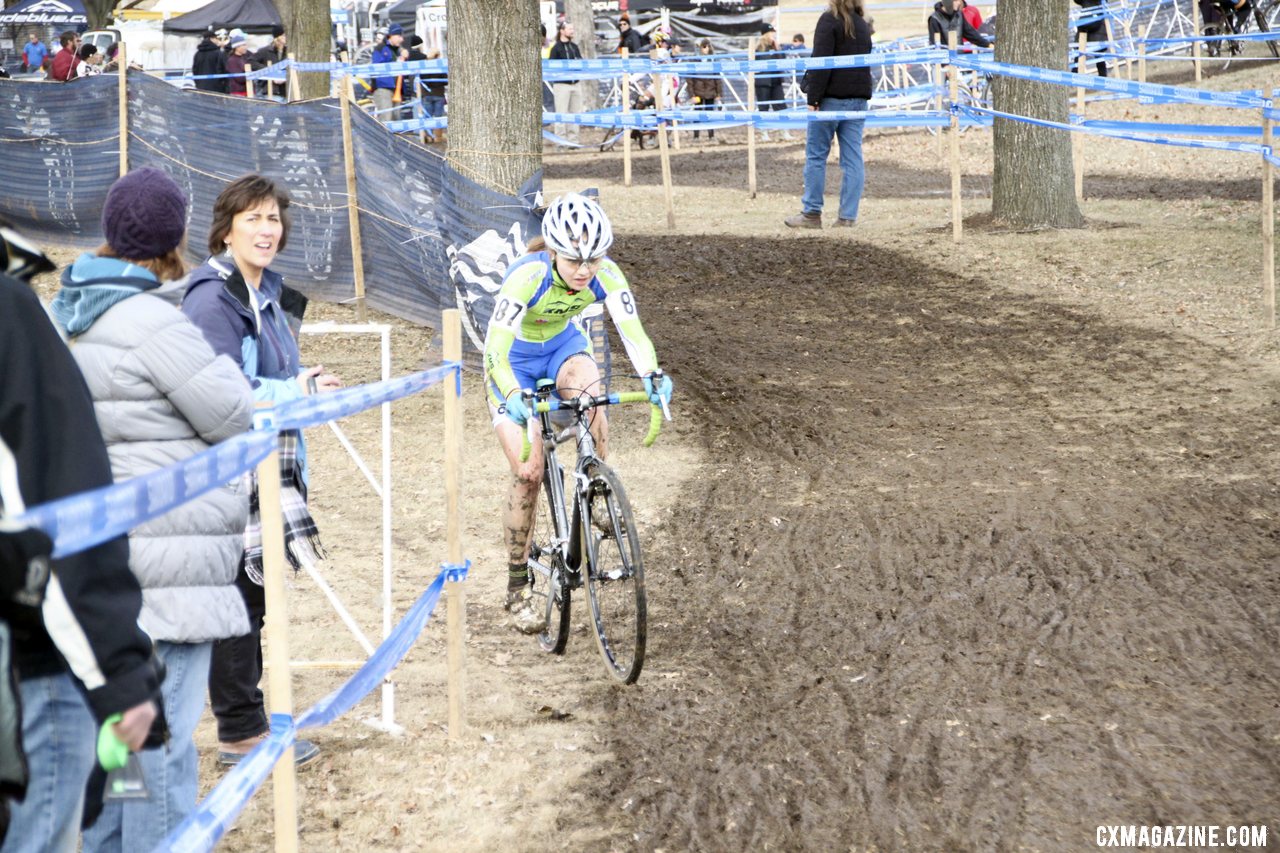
{"left": 785, "top": 0, "right": 873, "bottom": 229}
{"left": 549, "top": 21, "right": 583, "bottom": 146}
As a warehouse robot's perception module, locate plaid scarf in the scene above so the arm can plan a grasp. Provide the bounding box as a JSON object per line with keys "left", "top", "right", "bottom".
{"left": 244, "top": 429, "right": 325, "bottom": 585}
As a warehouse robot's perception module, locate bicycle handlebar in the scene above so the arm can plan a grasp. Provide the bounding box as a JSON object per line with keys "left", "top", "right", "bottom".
{"left": 519, "top": 390, "right": 669, "bottom": 463}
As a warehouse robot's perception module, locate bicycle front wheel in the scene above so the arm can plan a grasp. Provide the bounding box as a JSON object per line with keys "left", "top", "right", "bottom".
{"left": 1254, "top": 2, "right": 1280, "bottom": 57}
{"left": 530, "top": 470, "right": 571, "bottom": 654}
{"left": 583, "top": 462, "right": 647, "bottom": 684}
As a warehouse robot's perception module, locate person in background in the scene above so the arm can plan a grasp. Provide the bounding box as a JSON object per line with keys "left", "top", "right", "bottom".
{"left": 617, "top": 13, "right": 647, "bottom": 55}
{"left": 789, "top": 33, "right": 807, "bottom": 51}
{"left": 927, "top": 0, "right": 990, "bottom": 49}
{"left": 785, "top": 0, "right": 873, "bottom": 230}
{"left": 21, "top": 33, "right": 47, "bottom": 74}
{"left": 0, "top": 219, "right": 164, "bottom": 853}
{"left": 549, "top": 20, "right": 584, "bottom": 147}
{"left": 73, "top": 44, "right": 101, "bottom": 78}
{"left": 250, "top": 25, "right": 287, "bottom": 100}
{"left": 47, "top": 168, "right": 254, "bottom": 853}
{"left": 1074, "top": 0, "right": 1109, "bottom": 77}
{"left": 182, "top": 175, "right": 340, "bottom": 769}
{"left": 688, "top": 39, "right": 725, "bottom": 145}
{"left": 225, "top": 34, "right": 249, "bottom": 96}
{"left": 421, "top": 46, "right": 448, "bottom": 143}
{"left": 401, "top": 34, "right": 426, "bottom": 122}
{"left": 754, "top": 25, "right": 790, "bottom": 141}
{"left": 48, "top": 31, "right": 81, "bottom": 81}
{"left": 961, "top": 0, "right": 983, "bottom": 32}
{"left": 192, "top": 27, "right": 228, "bottom": 92}
{"left": 370, "top": 24, "right": 403, "bottom": 121}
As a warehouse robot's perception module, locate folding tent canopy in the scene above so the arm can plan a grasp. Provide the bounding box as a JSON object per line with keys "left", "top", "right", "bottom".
{"left": 162, "top": 0, "right": 280, "bottom": 34}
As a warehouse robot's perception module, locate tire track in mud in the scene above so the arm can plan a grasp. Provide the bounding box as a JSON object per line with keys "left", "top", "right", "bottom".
{"left": 566, "top": 236, "right": 1280, "bottom": 851}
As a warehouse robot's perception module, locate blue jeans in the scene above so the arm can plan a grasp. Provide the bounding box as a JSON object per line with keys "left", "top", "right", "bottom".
{"left": 422, "top": 94, "right": 446, "bottom": 139}
{"left": 81, "top": 642, "right": 212, "bottom": 853}
{"left": 801, "top": 96, "right": 867, "bottom": 222}
{"left": 1, "top": 672, "right": 96, "bottom": 853}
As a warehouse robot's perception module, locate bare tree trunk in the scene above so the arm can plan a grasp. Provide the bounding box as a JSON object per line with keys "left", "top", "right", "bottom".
{"left": 566, "top": 0, "right": 597, "bottom": 111}
{"left": 84, "top": 0, "right": 112, "bottom": 29}
{"left": 290, "top": 0, "right": 330, "bottom": 100}
{"left": 450, "top": 0, "right": 542, "bottom": 195}
{"left": 991, "top": 0, "right": 1084, "bottom": 229}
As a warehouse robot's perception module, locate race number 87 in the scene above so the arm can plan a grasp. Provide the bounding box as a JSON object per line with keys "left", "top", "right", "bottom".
{"left": 493, "top": 297, "right": 525, "bottom": 329}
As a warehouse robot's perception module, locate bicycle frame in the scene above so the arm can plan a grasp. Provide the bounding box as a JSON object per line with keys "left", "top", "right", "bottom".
{"left": 522, "top": 382, "right": 665, "bottom": 584}
{"left": 528, "top": 394, "right": 598, "bottom": 584}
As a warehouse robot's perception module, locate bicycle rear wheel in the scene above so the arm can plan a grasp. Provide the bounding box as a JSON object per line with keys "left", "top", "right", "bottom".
{"left": 583, "top": 462, "right": 646, "bottom": 684}
{"left": 529, "top": 470, "right": 571, "bottom": 654}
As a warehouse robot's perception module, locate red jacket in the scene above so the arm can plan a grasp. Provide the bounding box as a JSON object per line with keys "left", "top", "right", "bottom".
{"left": 962, "top": 3, "right": 983, "bottom": 31}
{"left": 49, "top": 46, "right": 78, "bottom": 81}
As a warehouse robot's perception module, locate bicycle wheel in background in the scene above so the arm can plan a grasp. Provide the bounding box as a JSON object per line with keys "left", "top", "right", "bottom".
{"left": 583, "top": 462, "right": 646, "bottom": 684}
{"left": 530, "top": 469, "right": 571, "bottom": 654}
{"left": 1252, "top": 1, "right": 1280, "bottom": 57}
{"left": 1265, "top": 0, "right": 1280, "bottom": 30}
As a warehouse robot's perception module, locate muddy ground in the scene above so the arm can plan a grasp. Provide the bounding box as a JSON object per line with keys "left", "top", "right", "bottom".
{"left": 32, "top": 50, "right": 1280, "bottom": 853}
{"left": 578, "top": 232, "right": 1279, "bottom": 851}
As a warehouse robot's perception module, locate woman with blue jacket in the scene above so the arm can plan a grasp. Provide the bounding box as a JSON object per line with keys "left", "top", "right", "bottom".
{"left": 182, "top": 174, "right": 339, "bottom": 768}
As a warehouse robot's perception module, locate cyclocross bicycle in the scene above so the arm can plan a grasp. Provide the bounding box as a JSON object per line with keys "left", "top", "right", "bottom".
{"left": 519, "top": 374, "right": 670, "bottom": 684}
{"left": 1203, "top": 0, "right": 1280, "bottom": 62}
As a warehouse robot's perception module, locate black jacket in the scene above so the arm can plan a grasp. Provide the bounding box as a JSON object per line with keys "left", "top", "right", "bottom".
{"left": 251, "top": 42, "right": 287, "bottom": 98}
{"left": 0, "top": 274, "right": 160, "bottom": 723}
{"left": 805, "top": 11, "right": 873, "bottom": 106}
{"left": 549, "top": 37, "right": 582, "bottom": 84}
{"left": 928, "top": 2, "right": 991, "bottom": 48}
{"left": 618, "top": 27, "right": 647, "bottom": 55}
{"left": 192, "top": 38, "right": 228, "bottom": 93}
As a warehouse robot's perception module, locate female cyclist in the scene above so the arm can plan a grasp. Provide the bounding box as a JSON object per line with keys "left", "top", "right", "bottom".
{"left": 484, "top": 193, "right": 673, "bottom": 633}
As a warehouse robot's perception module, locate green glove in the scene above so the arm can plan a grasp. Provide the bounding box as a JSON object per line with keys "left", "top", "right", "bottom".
{"left": 97, "top": 713, "right": 129, "bottom": 771}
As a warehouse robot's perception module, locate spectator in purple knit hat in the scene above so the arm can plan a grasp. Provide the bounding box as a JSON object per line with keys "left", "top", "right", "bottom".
{"left": 49, "top": 166, "right": 255, "bottom": 852}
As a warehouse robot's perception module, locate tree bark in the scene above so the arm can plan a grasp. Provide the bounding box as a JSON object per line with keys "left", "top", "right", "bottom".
{"left": 991, "top": 0, "right": 1084, "bottom": 229}
{"left": 290, "top": 0, "right": 330, "bottom": 100}
{"left": 565, "top": 0, "right": 597, "bottom": 111}
{"left": 84, "top": 0, "right": 112, "bottom": 29}
{"left": 449, "top": 0, "right": 542, "bottom": 195}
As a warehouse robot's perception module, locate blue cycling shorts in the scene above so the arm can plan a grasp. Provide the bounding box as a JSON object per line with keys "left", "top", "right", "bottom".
{"left": 487, "top": 326, "right": 593, "bottom": 422}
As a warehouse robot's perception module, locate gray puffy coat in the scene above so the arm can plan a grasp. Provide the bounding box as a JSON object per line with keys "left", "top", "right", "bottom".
{"left": 59, "top": 261, "right": 254, "bottom": 643}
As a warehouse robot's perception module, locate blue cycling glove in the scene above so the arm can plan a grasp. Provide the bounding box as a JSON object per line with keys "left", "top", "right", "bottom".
{"left": 504, "top": 390, "right": 531, "bottom": 426}
{"left": 643, "top": 373, "right": 673, "bottom": 406}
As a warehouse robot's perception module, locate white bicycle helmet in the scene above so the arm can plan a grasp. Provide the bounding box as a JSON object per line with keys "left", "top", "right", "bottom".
{"left": 541, "top": 193, "right": 614, "bottom": 261}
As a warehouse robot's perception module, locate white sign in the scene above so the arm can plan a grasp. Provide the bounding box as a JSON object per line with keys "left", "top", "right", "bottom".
{"left": 421, "top": 0, "right": 445, "bottom": 27}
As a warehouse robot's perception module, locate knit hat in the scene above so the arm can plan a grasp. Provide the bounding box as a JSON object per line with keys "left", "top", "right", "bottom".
{"left": 229, "top": 34, "right": 246, "bottom": 48}
{"left": 102, "top": 167, "right": 187, "bottom": 261}
{"left": 387, "top": 23, "right": 403, "bottom": 36}
{"left": 271, "top": 24, "right": 285, "bottom": 38}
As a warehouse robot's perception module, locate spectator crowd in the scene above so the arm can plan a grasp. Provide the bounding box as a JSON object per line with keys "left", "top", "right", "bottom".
{"left": 0, "top": 166, "right": 340, "bottom": 851}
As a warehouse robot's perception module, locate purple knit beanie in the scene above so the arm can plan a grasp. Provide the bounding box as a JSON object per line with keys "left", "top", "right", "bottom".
{"left": 102, "top": 167, "right": 188, "bottom": 260}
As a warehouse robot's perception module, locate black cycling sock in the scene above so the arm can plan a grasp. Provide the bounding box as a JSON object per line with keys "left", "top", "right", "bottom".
{"left": 508, "top": 562, "right": 529, "bottom": 592}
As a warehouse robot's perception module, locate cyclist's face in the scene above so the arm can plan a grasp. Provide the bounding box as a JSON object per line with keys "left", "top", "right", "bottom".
{"left": 554, "top": 252, "right": 602, "bottom": 289}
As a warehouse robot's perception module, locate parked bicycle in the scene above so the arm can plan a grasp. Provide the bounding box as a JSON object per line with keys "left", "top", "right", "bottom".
{"left": 519, "top": 376, "right": 670, "bottom": 684}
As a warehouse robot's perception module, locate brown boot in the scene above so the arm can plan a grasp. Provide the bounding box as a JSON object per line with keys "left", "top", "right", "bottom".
{"left": 784, "top": 212, "right": 822, "bottom": 229}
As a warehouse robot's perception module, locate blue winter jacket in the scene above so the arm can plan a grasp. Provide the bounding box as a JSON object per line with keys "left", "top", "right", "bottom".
{"left": 371, "top": 42, "right": 398, "bottom": 91}
{"left": 182, "top": 256, "right": 309, "bottom": 481}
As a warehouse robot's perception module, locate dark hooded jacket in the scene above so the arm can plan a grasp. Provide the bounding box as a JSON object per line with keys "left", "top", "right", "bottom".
{"left": 192, "top": 37, "right": 229, "bottom": 93}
